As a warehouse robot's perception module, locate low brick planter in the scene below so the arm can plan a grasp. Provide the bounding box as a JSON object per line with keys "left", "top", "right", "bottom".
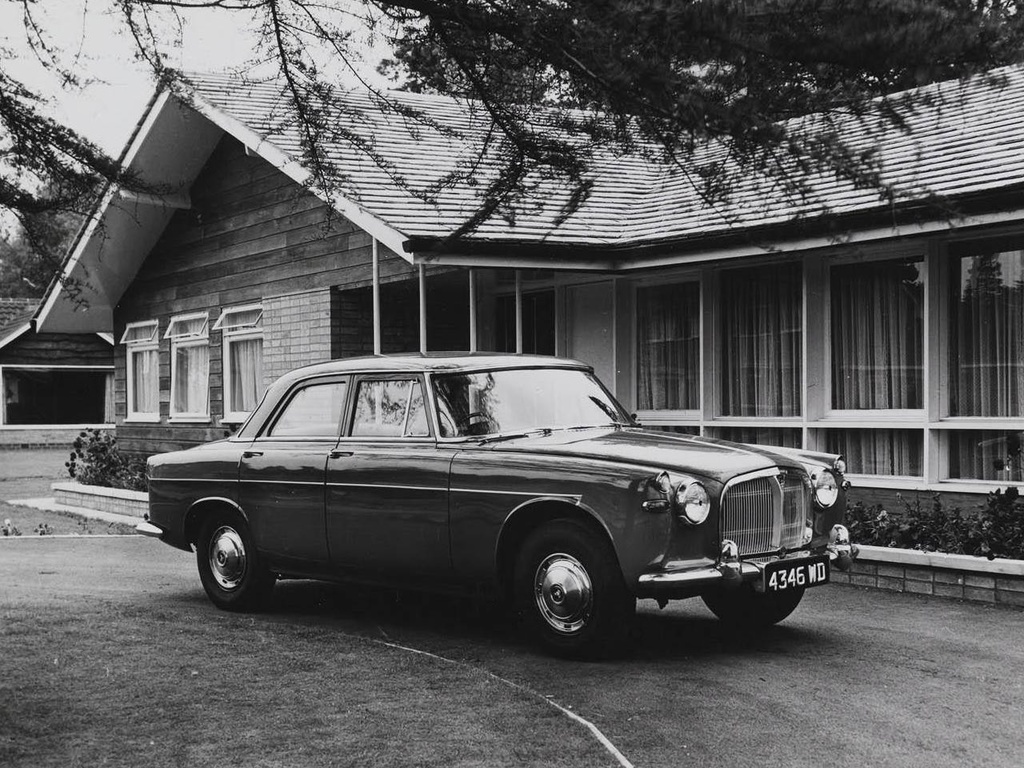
{"left": 52, "top": 481, "right": 149, "bottom": 519}
{"left": 833, "top": 545, "right": 1024, "bottom": 607}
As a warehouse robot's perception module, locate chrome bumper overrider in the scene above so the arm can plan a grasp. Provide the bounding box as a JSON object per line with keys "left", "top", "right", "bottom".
{"left": 637, "top": 524, "right": 859, "bottom": 590}
{"left": 135, "top": 520, "right": 164, "bottom": 538}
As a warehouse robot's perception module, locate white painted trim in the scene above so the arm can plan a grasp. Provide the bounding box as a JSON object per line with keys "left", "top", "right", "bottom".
{"left": 0, "top": 323, "right": 31, "bottom": 351}
{"left": 0, "top": 364, "right": 113, "bottom": 371}
{"left": 418, "top": 263, "right": 427, "bottom": 353}
{"left": 0, "top": 424, "right": 115, "bottom": 431}
{"left": 468, "top": 269, "right": 478, "bottom": 352}
{"left": 184, "top": 92, "right": 413, "bottom": 261}
{"left": 36, "top": 90, "right": 176, "bottom": 331}
{"left": 96, "top": 332, "right": 114, "bottom": 345}
{"left": 372, "top": 238, "right": 381, "bottom": 355}
{"left": 858, "top": 544, "right": 1024, "bottom": 577}
{"left": 116, "top": 188, "right": 191, "bottom": 210}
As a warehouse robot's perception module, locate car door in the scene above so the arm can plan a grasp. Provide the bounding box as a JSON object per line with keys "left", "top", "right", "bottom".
{"left": 325, "top": 374, "right": 456, "bottom": 581}
{"left": 238, "top": 376, "right": 349, "bottom": 571}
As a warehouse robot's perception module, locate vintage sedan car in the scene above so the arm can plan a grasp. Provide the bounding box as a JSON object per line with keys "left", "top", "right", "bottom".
{"left": 139, "top": 354, "right": 857, "bottom": 657}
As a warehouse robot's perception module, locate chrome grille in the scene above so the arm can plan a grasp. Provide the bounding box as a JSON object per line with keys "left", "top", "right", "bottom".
{"left": 721, "top": 471, "right": 809, "bottom": 556}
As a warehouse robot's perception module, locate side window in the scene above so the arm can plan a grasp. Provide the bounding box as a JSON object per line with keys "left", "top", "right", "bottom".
{"left": 351, "top": 379, "right": 430, "bottom": 438}
{"left": 268, "top": 381, "right": 347, "bottom": 438}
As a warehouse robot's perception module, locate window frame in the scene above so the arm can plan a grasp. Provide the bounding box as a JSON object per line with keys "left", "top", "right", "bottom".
{"left": 165, "top": 311, "right": 210, "bottom": 422}
{"left": 342, "top": 374, "right": 434, "bottom": 441}
{"left": 214, "top": 304, "right": 265, "bottom": 424}
{"left": 120, "top": 320, "right": 160, "bottom": 423}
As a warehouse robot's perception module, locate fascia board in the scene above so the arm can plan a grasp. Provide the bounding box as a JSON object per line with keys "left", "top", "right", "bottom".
{"left": 0, "top": 323, "right": 30, "bottom": 352}
{"left": 35, "top": 89, "right": 176, "bottom": 332}
{"left": 184, "top": 93, "right": 413, "bottom": 262}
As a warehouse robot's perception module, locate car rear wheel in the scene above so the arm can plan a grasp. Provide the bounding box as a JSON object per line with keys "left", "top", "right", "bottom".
{"left": 513, "top": 519, "right": 635, "bottom": 659}
{"left": 701, "top": 584, "right": 805, "bottom": 628}
{"left": 196, "top": 511, "right": 275, "bottom": 611}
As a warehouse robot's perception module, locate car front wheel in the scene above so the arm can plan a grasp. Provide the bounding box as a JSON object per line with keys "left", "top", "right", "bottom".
{"left": 513, "top": 519, "right": 635, "bottom": 658}
{"left": 196, "top": 512, "right": 275, "bottom": 611}
{"left": 701, "top": 584, "right": 805, "bottom": 628}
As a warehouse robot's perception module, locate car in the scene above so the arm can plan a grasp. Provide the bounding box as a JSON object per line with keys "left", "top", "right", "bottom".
{"left": 139, "top": 353, "right": 857, "bottom": 657}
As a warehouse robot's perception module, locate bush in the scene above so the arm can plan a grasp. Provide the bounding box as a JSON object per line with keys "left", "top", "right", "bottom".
{"left": 66, "top": 429, "right": 148, "bottom": 493}
{"left": 847, "top": 487, "right": 1024, "bottom": 560}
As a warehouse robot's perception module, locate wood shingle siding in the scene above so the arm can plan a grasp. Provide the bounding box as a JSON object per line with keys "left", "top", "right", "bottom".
{"left": 114, "top": 136, "right": 420, "bottom": 454}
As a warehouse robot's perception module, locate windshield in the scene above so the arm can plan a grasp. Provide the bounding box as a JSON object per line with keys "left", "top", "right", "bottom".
{"left": 432, "top": 367, "right": 630, "bottom": 438}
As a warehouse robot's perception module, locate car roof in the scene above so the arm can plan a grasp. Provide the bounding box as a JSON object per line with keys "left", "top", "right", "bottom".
{"left": 282, "top": 352, "right": 590, "bottom": 378}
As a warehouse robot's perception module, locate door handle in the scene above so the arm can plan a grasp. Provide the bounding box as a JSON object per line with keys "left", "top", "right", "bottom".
{"left": 242, "top": 451, "right": 263, "bottom": 459}
{"left": 329, "top": 450, "right": 353, "bottom": 459}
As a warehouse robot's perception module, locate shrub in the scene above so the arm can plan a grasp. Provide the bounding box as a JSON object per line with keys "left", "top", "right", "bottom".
{"left": 847, "top": 487, "right": 1024, "bottom": 560}
{"left": 66, "top": 429, "right": 148, "bottom": 493}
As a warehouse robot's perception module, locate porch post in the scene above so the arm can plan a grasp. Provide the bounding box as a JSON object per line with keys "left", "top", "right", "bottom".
{"left": 372, "top": 238, "right": 381, "bottom": 355}
{"left": 468, "top": 269, "right": 478, "bottom": 352}
{"left": 515, "top": 269, "right": 523, "bottom": 354}
{"left": 419, "top": 263, "right": 428, "bottom": 353}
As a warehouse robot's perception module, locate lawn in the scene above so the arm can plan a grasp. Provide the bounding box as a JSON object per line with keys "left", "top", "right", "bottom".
{"left": 0, "top": 448, "right": 137, "bottom": 537}
{"left": 0, "top": 580, "right": 614, "bottom": 768}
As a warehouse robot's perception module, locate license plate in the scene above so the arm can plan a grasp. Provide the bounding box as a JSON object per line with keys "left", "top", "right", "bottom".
{"left": 763, "top": 557, "right": 830, "bottom": 593}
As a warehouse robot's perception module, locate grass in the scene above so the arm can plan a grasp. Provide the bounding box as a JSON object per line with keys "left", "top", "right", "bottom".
{"left": 0, "top": 448, "right": 138, "bottom": 537}
{"left": 0, "top": 590, "right": 612, "bottom": 768}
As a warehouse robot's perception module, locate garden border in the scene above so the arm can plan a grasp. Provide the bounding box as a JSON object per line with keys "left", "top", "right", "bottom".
{"left": 51, "top": 481, "right": 148, "bottom": 519}
{"left": 834, "top": 545, "right": 1024, "bottom": 606}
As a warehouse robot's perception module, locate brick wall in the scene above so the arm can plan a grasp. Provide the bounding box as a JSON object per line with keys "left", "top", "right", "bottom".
{"left": 832, "top": 545, "right": 1024, "bottom": 607}
{"left": 263, "top": 289, "right": 335, "bottom": 384}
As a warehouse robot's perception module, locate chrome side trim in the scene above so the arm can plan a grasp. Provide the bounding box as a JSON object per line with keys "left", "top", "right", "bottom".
{"left": 451, "top": 487, "right": 582, "bottom": 501}
{"left": 326, "top": 482, "right": 447, "bottom": 493}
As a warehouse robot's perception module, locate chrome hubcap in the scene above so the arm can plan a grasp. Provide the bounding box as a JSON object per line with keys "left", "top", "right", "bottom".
{"left": 534, "top": 553, "right": 593, "bottom": 635}
{"left": 209, "top": 526, "right": 246, "bottom": 591}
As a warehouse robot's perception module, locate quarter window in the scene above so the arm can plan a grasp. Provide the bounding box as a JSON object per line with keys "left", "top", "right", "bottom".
{"left": 120, "top": 320, "right": 159, "bottom": 420}
{"left": 351, "top": 379, "right": 429, "bottom": 438}
{"left": 165, "top": 313, "right": 210, "bottom": 419}
{"left": 214, "top": 305, "right": 265, "bottom": 422}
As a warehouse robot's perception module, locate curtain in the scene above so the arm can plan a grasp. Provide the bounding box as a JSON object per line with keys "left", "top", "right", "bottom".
{"left": 950, "top": 430, "right": 1024, "bottom": 482}
{"left": 950, "top": 252, "right": 1024, "bottom": 417}
{"left": 831, "top": 259, "right": 923, "bottom": 409}
{"left": 173, "top": 344, "right": 209, "bottom": 415}
{"left": 229, "top": 337, "right": 263, "bottom": 412}
{"left": 720, "top": 263, "right": 802, "bottom": 416}
{"left": 828, "top": 429, "right": 922, "bottom": 476}
{"left": 637, "top": 282, "right": 699, "bottom": 410}
{"left": 132, "top": 349, "right": 159, "bottom": 414}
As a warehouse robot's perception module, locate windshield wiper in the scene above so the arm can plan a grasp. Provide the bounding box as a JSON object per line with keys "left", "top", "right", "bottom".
{"left": 588, "top": 395, "right": 625, "bottom": 426}
{"left": 476, "top": 428, "right": 553, "bottom": 445}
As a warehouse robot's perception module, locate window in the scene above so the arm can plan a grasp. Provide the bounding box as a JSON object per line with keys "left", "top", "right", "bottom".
{"left": 831, "top": 258, "right": 923, "bottom": 410}
{"left": 948, "top": 247, "right": 1024, "bottom": 417}
{"left": 268, "top": 381, "right": 347, "bottom": 438}
{"left": 165, "top": 313, "right": 209, "bottom": 420}
{"left": 826, "top": 429, "right": 923, "bottom": 477}
{"left": 719, "top": 263, "right": 802, "bottom": 416}
{"left": 351, "top": 379, "right": 429, "bottom": 438}
{"left": 1, "top": 367, "right": 112, "bottom": 425}
{"left": 636, "top": 282, "right": 700, "bottom": 411}
{"left": 949, "top": 430, "right": 1024, "bottom": 483}
{"left": 495, "top": 290, "right": 556, "bottom": 354}
{"left": 214, "top": 305, "right": 265, "bottom": 422}
{"left": 120, "top": 320, "right": 159, "bottom": 421}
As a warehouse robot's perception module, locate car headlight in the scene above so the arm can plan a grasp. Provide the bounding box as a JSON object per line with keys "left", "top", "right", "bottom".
{"left": 675, "top": 481, "right": 710, "bottom": 525}
{"left": 812, "top": 469, "right": 839, "bottom": 508}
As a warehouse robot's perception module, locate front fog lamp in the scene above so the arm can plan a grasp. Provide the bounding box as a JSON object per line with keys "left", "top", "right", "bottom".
{"left": 675, "top": 482, "right": 710, "bottom": 525}
{"left": 812, "top": 469, "right": 839, "bottom": 508}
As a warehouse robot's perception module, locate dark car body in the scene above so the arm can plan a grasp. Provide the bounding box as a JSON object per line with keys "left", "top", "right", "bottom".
{"left": 141, "top": 354, "right": 856, "bottom": 656}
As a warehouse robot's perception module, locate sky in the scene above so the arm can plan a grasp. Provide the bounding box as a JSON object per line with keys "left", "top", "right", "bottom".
{"left": 2, "top": 0, "right": 392, "bottom": 155}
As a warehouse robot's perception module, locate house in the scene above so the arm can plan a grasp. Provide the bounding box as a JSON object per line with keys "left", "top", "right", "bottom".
{"left": 33, "top": 67, "right": 1024, "bottom": 505}
{"left": 0, "top": 298, "right": 113, "bottom": 447}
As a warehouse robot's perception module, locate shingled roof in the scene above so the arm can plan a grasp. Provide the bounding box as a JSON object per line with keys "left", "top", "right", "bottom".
{"left": 0, "top": 298, "right": 37, "bottom": 350}
{"left": 178, "top": 65, "right": 1024, "bottom": 252}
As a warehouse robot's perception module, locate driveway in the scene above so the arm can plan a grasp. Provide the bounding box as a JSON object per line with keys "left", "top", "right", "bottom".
{"left": 2, "top": 536, "right": 1022, "bottom": 767}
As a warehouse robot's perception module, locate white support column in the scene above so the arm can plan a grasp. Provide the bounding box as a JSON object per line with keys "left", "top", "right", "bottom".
{"left": 515, "top": 269, "right": 524, "bottom": 354}
{"left": 468, "top": 269, "right": 478, "bottom": 353}
{"left": 419, "top": 263, "right": 428, "bottom": 353}
{"left": 372, "top": 238, "right": 381, "bottom": 355}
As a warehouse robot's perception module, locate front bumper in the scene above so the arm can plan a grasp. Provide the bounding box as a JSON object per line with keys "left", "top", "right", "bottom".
{"left": 637, "top": 524, "right": 858, "bottom": 595}
{"left": 135, "top": 520, "right": 165, "bottom": 539}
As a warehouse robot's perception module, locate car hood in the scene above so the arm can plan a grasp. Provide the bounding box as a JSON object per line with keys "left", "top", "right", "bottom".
{"left": 486, "top": 428, "right": 803, "bottom": 483}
